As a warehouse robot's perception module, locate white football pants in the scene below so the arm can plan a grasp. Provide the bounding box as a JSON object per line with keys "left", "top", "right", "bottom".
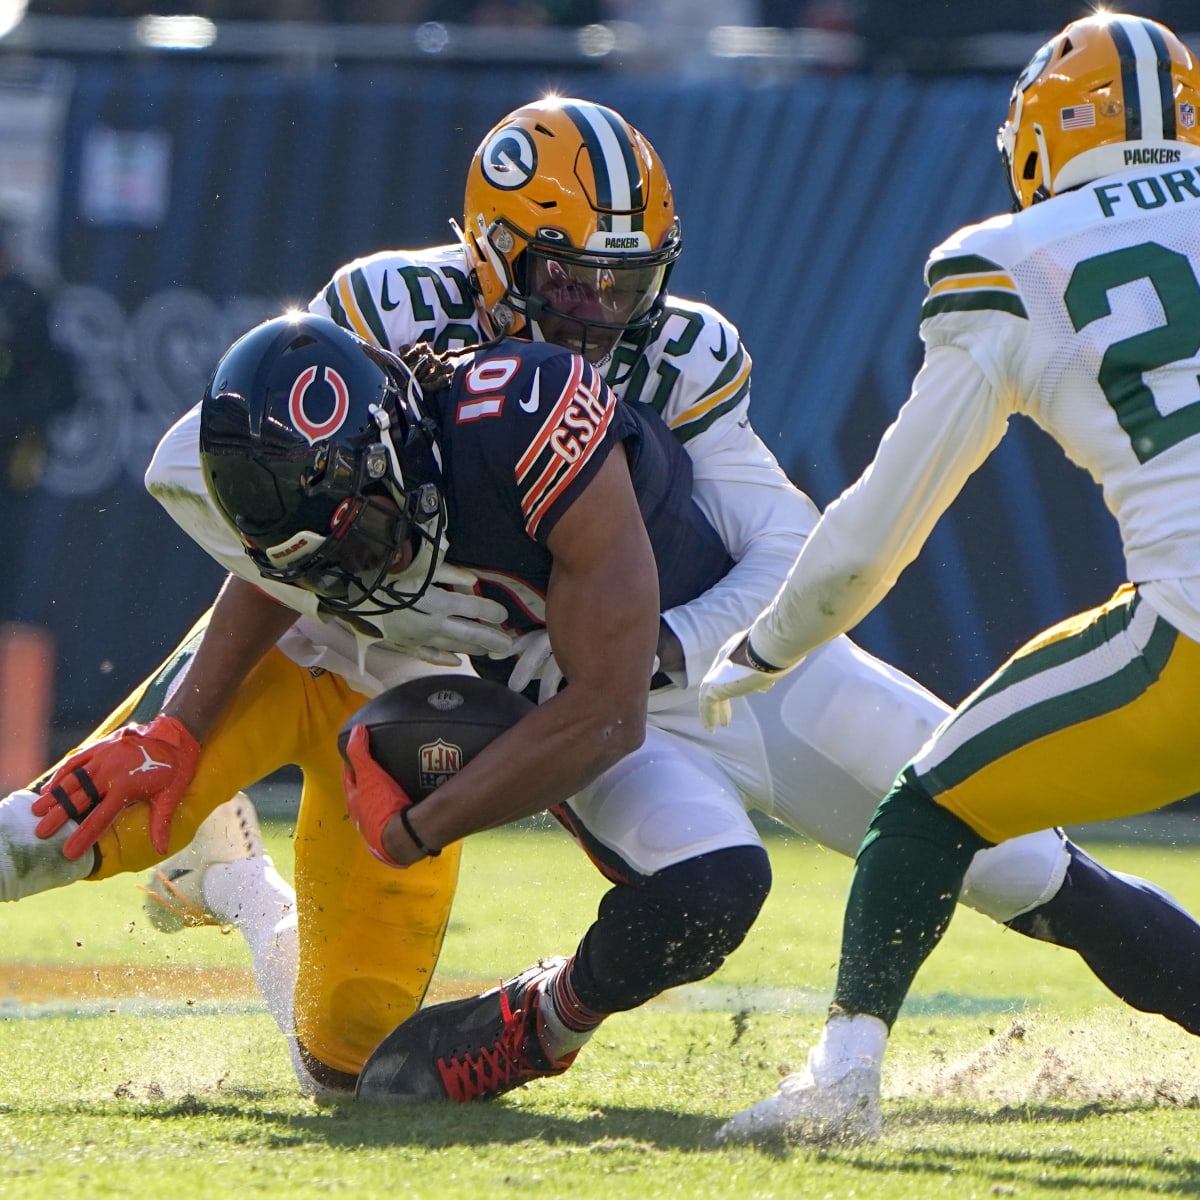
{"left": 566, "top": 633, "right": 1067, "bottom": 923}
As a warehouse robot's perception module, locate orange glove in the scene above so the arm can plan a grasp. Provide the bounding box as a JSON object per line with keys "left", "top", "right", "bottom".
{"left": 31, "top": 715, "right": 201, "bottom": 860}
{"left": 342, "top": 724, "right": 435, "bottom": 866}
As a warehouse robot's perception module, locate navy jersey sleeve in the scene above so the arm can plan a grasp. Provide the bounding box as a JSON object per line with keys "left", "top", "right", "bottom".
{"left": 511, "top": 348, "right": 617, "bottom": 542}
{"left": 437, "top": 340, "right": 628, "bottom": 628}
{"left": 452, "top": 342, "right": 621, "bottom": 544}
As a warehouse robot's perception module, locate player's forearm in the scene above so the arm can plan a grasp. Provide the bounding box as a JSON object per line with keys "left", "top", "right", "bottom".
{"left": 398, "top": 498, "right": 658, "bottom": 852}
{"left": 748, "top": 462, "right": 930, "bottom": 666}
{"left": 749, "top": 552, "right": 890, "bottom": 669}
{"left": 161, "top": 575, "right": 299, "bottom": 741}
{"left": 401, "top": 615, "right": 655, "bottom": 847}
{"left": 385, "top": 684, "right": 648, "bottom": 859}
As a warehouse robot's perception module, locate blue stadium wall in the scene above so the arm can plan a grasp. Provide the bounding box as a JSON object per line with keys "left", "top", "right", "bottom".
{"left": 11, "top": 57, "right": 1125, "bottom": 736}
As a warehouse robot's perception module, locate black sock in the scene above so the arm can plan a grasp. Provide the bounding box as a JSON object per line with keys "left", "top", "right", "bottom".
{"left": 1007, "top": 842, "right": 1200, "bottom": 1035}
{"left": 834, "top": 775, "right": 989, "bottom": 1028}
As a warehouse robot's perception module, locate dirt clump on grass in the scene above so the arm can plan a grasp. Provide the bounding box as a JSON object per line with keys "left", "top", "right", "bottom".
{"left": 893, "top": 1011, "right": 1200, "bottom": 1108}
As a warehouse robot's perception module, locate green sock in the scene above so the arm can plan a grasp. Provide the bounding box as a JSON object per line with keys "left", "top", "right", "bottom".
{"left": 833, "top": 775, "right": 990, "bottom": 1028}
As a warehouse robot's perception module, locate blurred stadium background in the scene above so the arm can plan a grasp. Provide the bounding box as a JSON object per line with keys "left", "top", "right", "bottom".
{"left": 0, "top": 0, "right": 1195, "bottom": 821}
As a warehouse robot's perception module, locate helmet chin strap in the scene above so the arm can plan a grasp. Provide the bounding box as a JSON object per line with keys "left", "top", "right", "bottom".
{"left": 368, "top": 402, "right": 408, "bottom": 489}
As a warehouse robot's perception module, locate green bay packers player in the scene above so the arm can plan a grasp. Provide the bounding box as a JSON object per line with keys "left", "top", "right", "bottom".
{"left": 5, "top": 94, "right": 1200, "bottom": 1099}
{"left": 702, "top": 13, "right": 1200, "bottom": 1146}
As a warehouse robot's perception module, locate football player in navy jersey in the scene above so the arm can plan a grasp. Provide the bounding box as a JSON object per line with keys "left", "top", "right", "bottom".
{"left": 151, "top": 311, "right": 774, "bottom": 1100}
{"left": 4, "top": 96, "right": 1200, "bottom": 1102}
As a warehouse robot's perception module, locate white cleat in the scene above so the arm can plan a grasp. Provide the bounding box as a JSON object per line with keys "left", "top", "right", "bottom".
{"left": 714, "top": 1065, "right": 882, "bottom": 1148}
{"left": 140, "top": 793, "right": 266, "bottom": 932}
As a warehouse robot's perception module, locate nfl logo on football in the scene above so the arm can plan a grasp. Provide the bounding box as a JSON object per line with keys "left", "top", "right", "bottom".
{"left": 419, "top": 739, "right": 463, "bottom": 790}
{"left": 1181, "top": 101, "right": 1196, "bottom": 129}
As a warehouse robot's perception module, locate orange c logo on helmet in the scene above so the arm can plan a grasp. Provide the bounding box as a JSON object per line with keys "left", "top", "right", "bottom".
{"left": 289, "top": 365, "right": 350, "bottom": 445}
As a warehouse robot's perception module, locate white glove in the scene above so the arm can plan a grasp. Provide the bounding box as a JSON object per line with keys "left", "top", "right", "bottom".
{"left": 506, "top": 629, "right": 663, "bottom": 704}
{"left": 380, "top": 561, "right": 515, "bottom": 666}
{"left": 505, "top": 628, "right": 563, "bottom": 704}
{"left": 699, "top": 629, "right": 792, "bottom": 731}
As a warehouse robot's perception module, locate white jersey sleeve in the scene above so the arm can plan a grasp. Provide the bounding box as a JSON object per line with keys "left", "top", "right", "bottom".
{"left": 751, "top": 161, "right": 1200, "bottom": 666}
{"left": 307, "top": 244, "right": 485, "bottom": 354}
{"left": 749, "top": 342, "right": 1010, "bottom": 669}
{"left": 619, "top": 298, "right": 821, "bottom": 684}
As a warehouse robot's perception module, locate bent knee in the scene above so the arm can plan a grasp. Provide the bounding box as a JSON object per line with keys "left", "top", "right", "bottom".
{"left": 960, "top": 828, "right": 1070, "bottom": 923}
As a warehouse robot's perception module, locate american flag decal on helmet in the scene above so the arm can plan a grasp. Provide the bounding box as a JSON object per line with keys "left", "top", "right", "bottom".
{"left": 1060, "top": 104, "right": 1096, "bottom": 130}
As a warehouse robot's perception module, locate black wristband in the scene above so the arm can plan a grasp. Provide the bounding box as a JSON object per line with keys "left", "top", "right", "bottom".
{"left": 399, "top": 805, "right": 441, "bottom": 858}
{"left": 743, "top": 636, "right": 784, "bottom": 674}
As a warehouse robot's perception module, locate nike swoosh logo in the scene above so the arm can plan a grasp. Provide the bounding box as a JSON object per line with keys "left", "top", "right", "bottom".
{"left": 519, "top": 368, "right": 541, "bottom": 413}
{"left": 710, "top": 325, "right": 729, "bottom": 362}
{"left": 379, "top": 270, "right": 400, "bottom": 312}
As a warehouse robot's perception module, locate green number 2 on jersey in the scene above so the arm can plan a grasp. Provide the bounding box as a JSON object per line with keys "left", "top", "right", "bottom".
{"left": 1065, "top": 241, "right": 1200, "bottom": 463}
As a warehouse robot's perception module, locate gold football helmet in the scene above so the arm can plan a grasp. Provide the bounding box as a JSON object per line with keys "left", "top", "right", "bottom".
{"left": 998, "top": 12, "right": 1200, "bottom": 209}
{"left": 453, "top": 97, "right": 682, "bottom": 361}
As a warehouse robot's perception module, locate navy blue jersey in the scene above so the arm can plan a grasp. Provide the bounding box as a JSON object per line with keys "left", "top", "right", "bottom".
{"left": 427, "top": 339, "right": 733, "bottom": 678}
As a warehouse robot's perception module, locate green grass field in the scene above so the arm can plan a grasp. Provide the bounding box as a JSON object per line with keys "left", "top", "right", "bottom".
{"left": 2, "top": 819, "right": 1199, "bottom": 1199}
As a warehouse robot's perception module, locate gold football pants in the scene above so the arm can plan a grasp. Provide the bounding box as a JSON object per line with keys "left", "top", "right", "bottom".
{"left": 913, "top": 584, "right": 1200, "bottom": 843}
{"left": 45, "top": 611, "right": 462, "bottom": 1075}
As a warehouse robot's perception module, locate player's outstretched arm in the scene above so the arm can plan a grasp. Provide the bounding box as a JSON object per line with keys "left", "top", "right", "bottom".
{"left": 158, "top": 575, "right": 301, "bottom": 740}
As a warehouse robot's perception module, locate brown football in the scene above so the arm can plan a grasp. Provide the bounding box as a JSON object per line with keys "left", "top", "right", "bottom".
{"left": 337, "top": 674, "right": 534, "bottom": 799}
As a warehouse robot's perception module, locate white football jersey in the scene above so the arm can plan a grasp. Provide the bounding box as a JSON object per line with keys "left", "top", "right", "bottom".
{"left": 148, "top": 245, "right": 817, "bottom": 697}
{"left": 751, "top": 161, "right": 1200, "bottom": 666}
{"left": 311, "top": 243, "right": 763, "bottom": 445}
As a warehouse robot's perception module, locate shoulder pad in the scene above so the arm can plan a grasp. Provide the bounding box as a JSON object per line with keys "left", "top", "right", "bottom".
{"left": 626, "top": 298, "right": 751, "bottom": 442}
{"left": 922, "top": 215, "right": 1028, "bottom": 325}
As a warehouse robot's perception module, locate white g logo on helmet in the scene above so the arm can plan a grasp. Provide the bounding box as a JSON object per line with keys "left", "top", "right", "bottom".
{"left": 481, "top": 127, "right": 537, "bottom": 191}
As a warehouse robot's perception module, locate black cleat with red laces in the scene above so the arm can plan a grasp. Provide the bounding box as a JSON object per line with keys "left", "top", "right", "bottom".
{"left": 355, "top": 957, "right": 579, "bottom": 1103}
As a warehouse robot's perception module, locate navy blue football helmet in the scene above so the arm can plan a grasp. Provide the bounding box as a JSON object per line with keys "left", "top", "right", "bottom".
{"left": 199, "top": 313, "right": 446, "bottom": 614}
